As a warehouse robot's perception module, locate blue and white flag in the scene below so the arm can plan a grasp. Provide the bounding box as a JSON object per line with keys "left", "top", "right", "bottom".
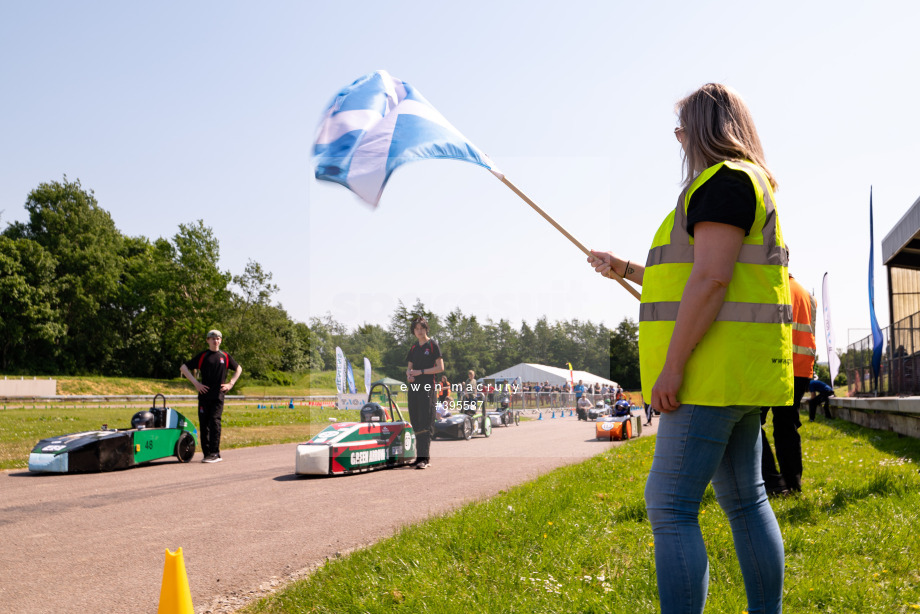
{"left": 869, "top": 187, "right": 884, "bottom": 386}
{"left": 314, "top": 70, "right": 501, "bottom": 206}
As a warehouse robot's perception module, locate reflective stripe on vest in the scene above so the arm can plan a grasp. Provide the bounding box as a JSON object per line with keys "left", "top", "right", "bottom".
{"left": 790, "top": 276, "right": 817, "bottom": 378}
{"left": 638, "top": 160, "right": 794, "bottom": 407}
{"left": 640, "top": 301, "right": 793, "bottom": 324}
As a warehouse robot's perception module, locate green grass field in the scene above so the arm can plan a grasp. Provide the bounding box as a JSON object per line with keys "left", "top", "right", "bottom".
{"left": 0, "top": 370, "right": 404, "bottom": 470}
{"left": 0, "top": 403, "right": 358, "bottom": 470}
{"left": 46, "top": 369, "right": 398, "bottom": 398}
{"left": 241, "top": 417, "right": 920, "bottom": 614}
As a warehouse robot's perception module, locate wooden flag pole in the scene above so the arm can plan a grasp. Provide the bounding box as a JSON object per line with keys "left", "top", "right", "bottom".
{"left": 497, "top": 174, "right": 642, "bottom": 301}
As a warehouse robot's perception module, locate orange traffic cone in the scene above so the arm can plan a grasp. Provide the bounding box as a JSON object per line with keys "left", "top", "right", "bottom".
{"left": 157, "top": 547, "right": 194, "bottom": 614}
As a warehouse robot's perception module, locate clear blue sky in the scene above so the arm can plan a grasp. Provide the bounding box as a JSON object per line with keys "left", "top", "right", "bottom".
{"left": 2, "top": 1, "right": 919, "bottom": 362}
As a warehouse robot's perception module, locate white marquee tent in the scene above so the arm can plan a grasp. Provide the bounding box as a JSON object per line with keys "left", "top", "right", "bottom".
{"left": 482, "top": 363, "right": 618, "bottom": 389}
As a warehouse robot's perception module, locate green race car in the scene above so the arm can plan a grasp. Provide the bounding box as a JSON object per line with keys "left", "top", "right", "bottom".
{"left": 28, "top": 394, "right": 198, "bottom": 473}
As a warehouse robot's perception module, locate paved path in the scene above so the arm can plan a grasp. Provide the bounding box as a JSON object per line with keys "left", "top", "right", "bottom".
{"left": 0, "top": 413, "right": 657, "bottom": 614}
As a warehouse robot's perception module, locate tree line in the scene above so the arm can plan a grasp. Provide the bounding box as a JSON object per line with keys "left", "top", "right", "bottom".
{"left": 312, "top": 299, "right": 639, "bottom": 387}
{"left": 0, "top": 178, "right": 640, "bottom": 387}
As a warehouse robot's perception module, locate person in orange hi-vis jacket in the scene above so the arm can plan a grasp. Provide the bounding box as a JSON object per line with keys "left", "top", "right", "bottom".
{"left": 760, "top": 272, "right": 816, "bottom": 494}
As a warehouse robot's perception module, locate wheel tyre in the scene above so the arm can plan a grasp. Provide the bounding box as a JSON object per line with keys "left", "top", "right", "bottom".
{"left": 514, "top": 411, "right": 520, "bottom": 426}
{"left": 461, "top": 417, "right": 472, "bottom": 440}
{"left": 482, "top": 415, "right": 492, "bottom": 437}
{"left": 175, "top": 431, "right": 196, "bottom": 463}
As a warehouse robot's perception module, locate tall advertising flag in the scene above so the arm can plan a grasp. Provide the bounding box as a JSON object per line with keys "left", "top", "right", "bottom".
{"left": 869, "top": 188, "right": 884, "bottom": 389}
{"left": 334, "top": 347, "right": 346, "bottom": 394}
{"left": 566, "top": 362, "right": 575, "bottom": 389}
{"left": 364, "top": 357, "right": 372, "bottom": 393}
{"left": 822, "top": 273, "right": 841, "bottom": 385}
{"left": 346, "top": 359, "right": 357, "bottom": 394}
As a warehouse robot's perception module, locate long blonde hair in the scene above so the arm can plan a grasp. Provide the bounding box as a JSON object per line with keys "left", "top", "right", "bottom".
{"left": 676, "top": 83, "right": 777, "bottom": 190}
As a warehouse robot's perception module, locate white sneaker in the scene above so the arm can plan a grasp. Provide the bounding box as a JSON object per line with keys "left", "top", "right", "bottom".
{"left": 203, "top": 454, "right": 223, "bottom": 463}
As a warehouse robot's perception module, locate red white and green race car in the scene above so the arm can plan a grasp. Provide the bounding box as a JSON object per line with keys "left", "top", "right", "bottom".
{"left": 295, "top": 383, "right": 416, "bottom": 476}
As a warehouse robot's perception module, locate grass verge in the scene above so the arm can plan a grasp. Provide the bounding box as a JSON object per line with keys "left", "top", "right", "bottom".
{"left": 0, "top": 403, "right": 357, "bottom": 471}
{"left": 45, "top": 370, "right": 392, "bottom": 398}
{"left": 242, "top": 417, "right": 920, "bottom": 614}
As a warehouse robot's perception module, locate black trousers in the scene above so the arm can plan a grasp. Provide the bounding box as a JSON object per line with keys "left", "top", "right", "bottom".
{"left": 808, "top": 391, "right": 833, "bottom": 420}
{"left": 408, "top": 384, "right": 436, "bottom": 461}
{"left": 760, "top": 376, "right": 809, "bottom": 492}
{"left": 198, "top": 397, "right": 225, "bottom": 457}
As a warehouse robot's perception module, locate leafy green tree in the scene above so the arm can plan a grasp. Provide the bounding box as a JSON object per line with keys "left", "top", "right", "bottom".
{"left": 383, "top": 299, "right": 438, "bottom": 378}
{"left": 114, "top": 221, "right": 231, "bottom": 378}
{"left": 162, "top": 220, "right": 231, "bottom": 366}
{"left": 439, "top": 308, "right": 489, "bottom": 381}
{"left": 309, "top": 313, "right": 349, "bottom": 371}
{"left": 4, "top": 177, "right": 126, "bottom": 372}
{"left": 0, "top": 236, "right": 64, "bottom": 371}
{"left": 609, "top": 317, "right": 640, "bottom": 389}
{"left": 518, "top": 321, "right": 537, "bottom": 364}
{"left": 222, "top": 260, "right": 288, "bottom": 379}
{"left": 343, "top": 323, "right": 390, "bottom": 372}
{"left": 815, "top": 362, "right": 847, "bottom": 387}
{"left": 281, "top": 322, "right": 322, "bottom": 373}
{"left": 110, "top": 236, "right": 174, "bottom": 376}
{"left": 484, "top": 318, "right": 520, "bottom": 374}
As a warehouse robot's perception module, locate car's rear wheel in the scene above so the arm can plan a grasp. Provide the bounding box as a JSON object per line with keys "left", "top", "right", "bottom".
{"left": 175, "top": 431, "right": 196, "bottom": 463}
{"left": 514, "top": 410, "right": 520, "bottom": 426}
{"left": 482, "top": 414, "right": 492, "bottom": 437}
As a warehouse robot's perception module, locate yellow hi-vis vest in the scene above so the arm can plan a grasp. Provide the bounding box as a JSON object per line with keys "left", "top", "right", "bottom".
{"left": 638, "top": 160, "right": 794, "bottom": 407}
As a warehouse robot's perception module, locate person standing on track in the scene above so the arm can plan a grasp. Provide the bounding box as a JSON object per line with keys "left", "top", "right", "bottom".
{"left": 405, "top": 316, "right": 444, "bottom": 470}
{"left": 179, "top": 329, "right": 242, "bottom": 463}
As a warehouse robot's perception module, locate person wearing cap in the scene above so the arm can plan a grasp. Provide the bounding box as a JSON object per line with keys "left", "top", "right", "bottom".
{"left": 179, "top": 329, "right": 243, "bottom": 463}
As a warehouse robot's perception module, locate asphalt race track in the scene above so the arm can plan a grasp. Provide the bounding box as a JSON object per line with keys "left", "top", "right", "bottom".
{"left": 0, "top": 413, "right": 657, "bottom": 614}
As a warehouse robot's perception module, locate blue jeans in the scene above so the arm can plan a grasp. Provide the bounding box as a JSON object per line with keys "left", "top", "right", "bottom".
{"left": 644, "top": 404, "right": 784, "bottom": 614}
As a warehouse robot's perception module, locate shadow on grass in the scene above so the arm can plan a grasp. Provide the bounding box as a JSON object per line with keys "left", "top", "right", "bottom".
{"left": 775, "top": 468, "right": 914, "bottom": 525}
{"left": 816, "top": 414, "right": 920, "bottom": 463}
{"left": 610, "top": 499, "right": 647, "bottom": 523}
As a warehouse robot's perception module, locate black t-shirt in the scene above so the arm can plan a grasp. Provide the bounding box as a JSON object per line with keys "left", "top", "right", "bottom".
{"left": 184, "top": 350, "right": 240, "bottom": 400}
{"left": 685, "top": 166, "right": 757, "bottom": 237}
{"left": 406, "top": 338, "right": 442, "bottom": 387}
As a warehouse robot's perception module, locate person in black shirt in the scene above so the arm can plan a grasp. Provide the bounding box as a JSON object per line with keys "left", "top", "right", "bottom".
{"left": 405, "top": 316, "right": 444, "bottom": 470}
{"left": 585, "top": 84, "right": 787, "bottom": 611}
{"left": 179, "top": 329, "right": 242, "bottom": 463}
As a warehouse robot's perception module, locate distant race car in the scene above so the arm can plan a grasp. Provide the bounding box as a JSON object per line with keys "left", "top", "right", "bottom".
{"left": 486, "top": 394, "right": 519, "bottom": 427}
{"left": 434, "top": 394, "right": 492, "bottom": 440}
{"left": 587, "top": 401, "right": 610, "bottom": 421}
{"left": 595, "top": 404, "right": 643, "bottom": 441}
{"left": 28, "top": 394, "right": 198, "bottom": 473}
{"left": 295, "top": 383, "right": 417, "bottom": 476}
